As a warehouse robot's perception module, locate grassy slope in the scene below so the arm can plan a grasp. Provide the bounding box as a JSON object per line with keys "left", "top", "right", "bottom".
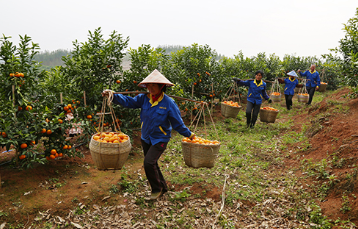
{"left": 0, "top": 88, "right": 357, "bottom": 228}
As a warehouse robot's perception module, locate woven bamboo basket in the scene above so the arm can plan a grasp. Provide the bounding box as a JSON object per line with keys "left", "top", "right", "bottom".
{"left": 89, "top": 133, "right": 131, "bottom": 170}
{"left": 297, "top": 94, "right": 309, "bottom": 103}
{"left": 259, "top": 109, "right": 279, "bottom": 123}
{"left": 221, "top": 102, "right": 241, "bottom": 118}
{"left": 270, "top": 94, "right": 282, "bottom": 103}
{"left": 319, "top": 83, "right": 328, "bottom": 92}
{"left": 182, "top": 142, "right": 220, "bottom": 168}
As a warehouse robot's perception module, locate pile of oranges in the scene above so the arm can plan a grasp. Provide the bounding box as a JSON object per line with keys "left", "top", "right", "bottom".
{"left": 271, "top": 92, "right": 281, "bottom": 96}
{"left": 222, "top": 101, "right": 241, "bottom": 108}
{"left": 182, "top": 136, "right": 220, "bottom": 145}
{"left": 261, "top": 107, "right": 278, "bottom": 112}
{"left": 321, "top": 82, "right": 327, "bottom": 85}
{"left": 45, "top": 146, "right": 70, "bottom": 160}
{"left": 298, "top": 93, "right": 309, "bottom": 96}
{"left": 10, "top": 72, "right": 25, "bottom": 77}
{"left": 92, "top": 132, "right": 129, "bottom": 144}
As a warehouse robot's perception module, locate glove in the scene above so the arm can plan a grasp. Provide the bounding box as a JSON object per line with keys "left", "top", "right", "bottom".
{"left": 268, "top": 99, "right": 272, "bottom": 104}
{"left": 189, "top": 133, "right": 196, "bottom": 140}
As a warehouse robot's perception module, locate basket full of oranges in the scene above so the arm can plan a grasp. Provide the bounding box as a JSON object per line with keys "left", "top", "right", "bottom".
{"left": 89, "top": 132, "right": 131, "bottom": 170}
{"left": 319, "top": 82, "right": 328, "bottom": 92}
{"left": 260, "top": 107, "right": 279, "bottom": 123}
{"left": 270, "top": 92, "right": 282, "bottom": 102}
{"left": 181, "top": 136, "right": 220, "bottom": 168}
{"left": 221, "top": 100, "right": 241, "bottom": 118}
{"left": 297, "top": 93, "right": 309, "bottom": 103}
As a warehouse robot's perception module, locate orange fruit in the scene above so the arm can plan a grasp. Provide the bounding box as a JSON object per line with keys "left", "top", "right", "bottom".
{"left": 58, "top": 119, "right": 63, "bottom": 124}
{"left": 67, "top": 104, "right": 72, "bottom": 109}
{"left": 64, "top": 106, "right": 69, "bottom": 111}
{"left": 87, "top": 115, "right": 92, "bottom": 119}
{"left": 63, "top": 145, "right": 68, "bottom": 149}
{"left": 68, "top": 145, "right": 72, "bottom": 149}
{"left": 50, "top": 149, "right": 57, "bottom": 155}
{"left": 47, "top": 130, "right": 52, "bottom": 135}
{"left": 133, "top": 80, "right": 137, "bottom": 84}
{"left": 116, "top": 80, "right": 121, "bottom": 84}
{"left": 50, "top": 155, "right": 56, "bottom": 160}
{"left": 46, "top": 156, "right": 50, "bottom": 161}
{"left": 26, "top": 106, "right": 32, "bottom": 111}
{"left": 20, "top": 143, "right": 27, "bottom": 149}
{"left": 9, "top": 73, "right": 14, "bottom": 77}
{"left": 18, "top": 106, "right": 22, "bottom": 111}
{"left": 58, "top": 153, "right": 63, "bottom": 157}
{"left": 41, "top": 129, "right": 46, "bottom": 134}
{"left": 55, "top": 153, "right": 59, "bottom": 158}
{"left": 19, "top": 155, "right": 26, "bottom": 160}
{"left": 31, "top": 140, "right": 36, "bottom": 145}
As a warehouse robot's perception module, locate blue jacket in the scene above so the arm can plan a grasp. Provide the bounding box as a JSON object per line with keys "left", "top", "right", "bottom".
{"left": 299, "top": 70, "right": 320, "bottom": 88}
{"left": 284, "top": 78, "right": 299, "bottom": 95}
{"left": 112, "top": 93, "right": 193, "bottom": 145}
{"left": 235, "top": 79, "right": 270, "bottom": 104}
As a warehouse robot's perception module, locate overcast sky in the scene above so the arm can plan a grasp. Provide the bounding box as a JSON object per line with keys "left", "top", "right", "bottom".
{"left": 1, "top": 0, "right": 357, "bottom": 59}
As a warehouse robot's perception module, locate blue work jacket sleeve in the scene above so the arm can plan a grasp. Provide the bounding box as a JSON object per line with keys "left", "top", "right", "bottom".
{"left": 168, "top": 101, "right": 192, "bottom": 138}
{"left": 112, "top": 94, "right": 144, "bottom": 109}
{"left": 235, "top": 80, "right": 250, "bottom": 87}
{"left": 299, "top": 71, "right": 308, "bottom": 76}
{"left": 262, "top": 84, "right": 270, "bottom": 100}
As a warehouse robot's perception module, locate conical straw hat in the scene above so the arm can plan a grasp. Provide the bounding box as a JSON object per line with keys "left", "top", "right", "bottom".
{"left": 287, "top": 70, "right": 298, "bottom": 77}
{"left": 138, "top": 69, "right": 174, "bottom": 88}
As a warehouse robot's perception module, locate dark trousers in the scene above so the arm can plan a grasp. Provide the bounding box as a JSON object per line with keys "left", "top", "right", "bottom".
{"left": 246, "top": 101, "right": 261, "bottom": 127}
{"left": 285, "top": 94, "right": 293, "bottom": 110}
{"left": 141, "top": 140, "right": 168, "bottom": 193}
{"left": 307, "top": 87, "right": 316, "bottom": 105}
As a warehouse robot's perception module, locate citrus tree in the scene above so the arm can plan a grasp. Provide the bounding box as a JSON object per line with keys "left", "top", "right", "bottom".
{"left": 324, "top": 7, "right": 358, "bottom": 97}
{"left": 0, "top": 35, "right": 80, "bottom": 168}
{"left": 60, "top": 28, "right": 129, "bottom": 138}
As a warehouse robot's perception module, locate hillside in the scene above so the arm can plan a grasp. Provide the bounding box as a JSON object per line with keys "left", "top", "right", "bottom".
{"left": 0, "top": 88, "right": 357, "bottom": 228}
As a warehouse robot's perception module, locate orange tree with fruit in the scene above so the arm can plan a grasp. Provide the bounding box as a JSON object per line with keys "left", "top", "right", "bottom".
{"left": 60, "top": 28, "right": 129, "bottom": 140}
{"left": 163, "top": 44, "right": 229, "bottom": 113}
{"left": 0, "top": 35, "right": 81, "bottom": 168}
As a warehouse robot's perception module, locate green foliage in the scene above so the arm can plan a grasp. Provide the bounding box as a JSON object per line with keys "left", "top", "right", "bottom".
{"left": 323, "top": 8, "right": 358, "bottom": 96}
{"left": 61, "top": 27, "right": 129, "bottom": 109}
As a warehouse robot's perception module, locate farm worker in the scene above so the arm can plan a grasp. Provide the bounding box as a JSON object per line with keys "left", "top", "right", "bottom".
{"left": 233, "top": 70, "right": 272, "bottom": 128}
{"left": 297, "top": 64, "right": 321, "bottom": 105}
{"left": 278, "top": 70, "right": 302, "bottom": 110}
{"left": 102, "top": 69, "right": 195, "bottom": 200}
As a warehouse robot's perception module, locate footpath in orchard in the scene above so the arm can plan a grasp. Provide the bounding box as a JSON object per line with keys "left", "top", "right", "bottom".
{"left": 0, "top": 87, "right": 358, "bottom": 228}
